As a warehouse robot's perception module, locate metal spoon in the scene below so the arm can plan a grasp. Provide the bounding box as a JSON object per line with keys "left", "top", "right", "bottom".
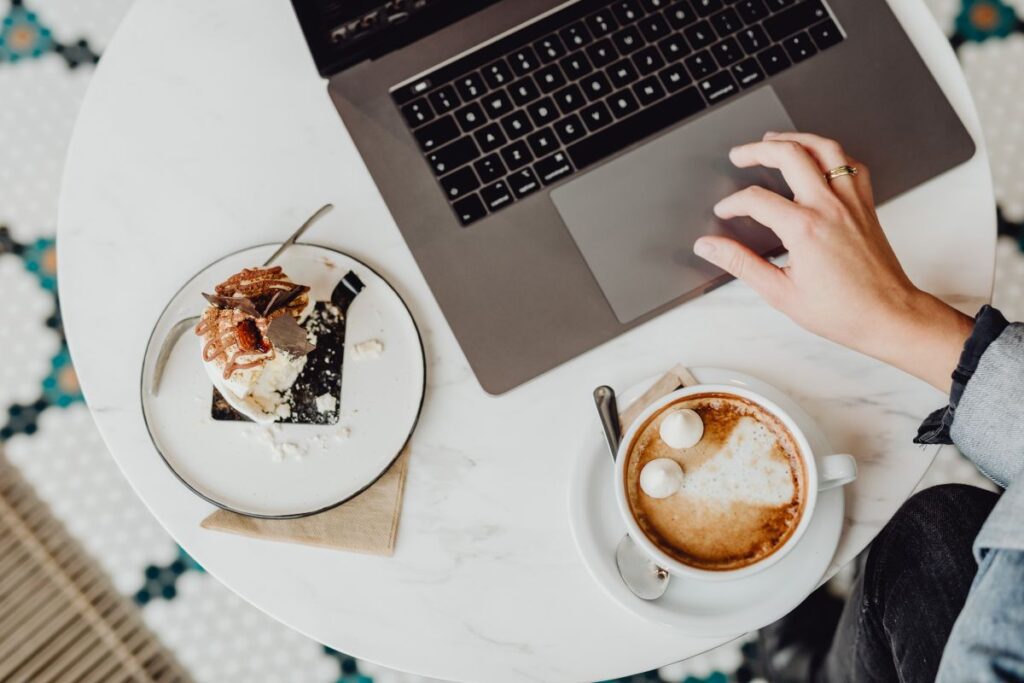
{"left": 150, "top": 203, "right": 334, "bottom": 395}
{"left": 593, "top": 386, "right": 671, "bottom": 601}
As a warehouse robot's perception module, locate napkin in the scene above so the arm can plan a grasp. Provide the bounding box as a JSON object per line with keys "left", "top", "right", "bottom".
{"left": 201, "top": 447, "right": 410, "bottom": 555}
{"left": 619, "top": 363, "right": 699, "bottom": 430}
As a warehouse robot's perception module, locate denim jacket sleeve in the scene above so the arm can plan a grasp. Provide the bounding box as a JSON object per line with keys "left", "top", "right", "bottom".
{"left": 915, "top": 305, "right": 1023, "bottom": 488}
{"left": 918, "top": 305, "right": 1024, "bottom": 682}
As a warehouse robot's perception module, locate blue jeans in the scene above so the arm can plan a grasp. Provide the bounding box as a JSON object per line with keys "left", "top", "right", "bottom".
{"left": 817, "top": 484, "right": 999, "bottom": 682}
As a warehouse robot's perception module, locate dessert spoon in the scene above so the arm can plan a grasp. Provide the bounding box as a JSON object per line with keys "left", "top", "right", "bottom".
{"left": 150, "top": 203, "right": 334, "bottom": 395}
{"left": 593, "top": 386, "right": 671, "bottom": 601}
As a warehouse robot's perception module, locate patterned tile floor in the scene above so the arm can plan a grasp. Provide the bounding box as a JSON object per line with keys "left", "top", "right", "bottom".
{"left": 1, "top": 0, "right": 1022, "bottom": 681}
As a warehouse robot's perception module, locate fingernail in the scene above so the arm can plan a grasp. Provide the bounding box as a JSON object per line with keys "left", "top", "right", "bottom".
{"left": 694, "top": 239, "right": 715, "bottom": 259}
{"left": 764, "top": 130, "right": 778, "bottom": 137}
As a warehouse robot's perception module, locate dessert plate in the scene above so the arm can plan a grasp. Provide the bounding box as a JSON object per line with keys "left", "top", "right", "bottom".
{"left": 141, "top": 244, "right": 425, "bottom": 518}
{"left": 567, "top": 367, "right": 845, "bottom": 635}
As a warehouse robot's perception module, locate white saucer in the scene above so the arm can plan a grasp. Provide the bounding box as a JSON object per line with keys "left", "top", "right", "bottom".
{"left": 141, "top": 243, "right": 425, "bottom": 518}
{"left": 567, "top": 367, "right": 844, "bottom": 635}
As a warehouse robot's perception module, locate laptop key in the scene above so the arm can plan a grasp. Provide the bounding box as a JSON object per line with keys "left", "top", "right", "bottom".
{"left": 581, "top": 101, "right": 614, "bottom": 131}
{"left": 455, "top": 102, "right": 487, "bottom": 132}
{"left": 638, "top": 13, "right": 671, "bottom": 41}
{"left": 508, "top": 168, "right": 542, "bottom": 198}
{"left": 658, "top": 62, "right": 692, "bottom": 91}
{"left": 581, "top": 71, "right": 613, "bottom": 100}
{"left": 400, "top": 98, "right": 434, "bottom": 127}
{"left": 534, "top": 151, "right": 575, "bottom": 185}
{"left": 711, "top": 36, "right": 743, "bottom": 67}
{"left": 560, "top": 22, "right": 594, "bottom": 49}
{"left": 509, "top": 77, "right": 542, "bottom": 106}
{"left": 440, "top": 166, "right": 480, "bottom": 200}
{"left": 527, "top": 97, "right": 559, "bottom": 127}
{"left": 710, "top": 8, "right": 742, "bottom": 36}
{"left": 735, "top": 0, "right": 768, "bottom": 23}
{"left": 783, "top": 31, "right": 818, "bottom": 62}
{"left": 608, "top": 58, "right": 640, "bottom": 88}
{"left": 612, "top": 25, "right": 644, "bottom": 54}
{"left": 534, "top": 35, "right": 567, "bottom": 62}
{"left": 809, "top": 18, "right": 842, "bottom": 49}
{"left": 633, "top": 46, "right": 666, "bottom": 74}
{"left": 500, "top": 140, "right": 534, "bottom": 170}
{"left": 608, "top": 89, "right": 641, "bottom": 118}
{"left": 483, "top": 60, "right": 514, "bottom": 88}
{"left": 586, "top": 11, "right": 619, "bottom": 37}
{"left": 483, "top": 90, "right": 514, "bottom": 118}
{"left": 756, "top": 44, "right": 791, "bottom": 75}
{"left": 737, "top": 25, "right": 770, "bottom": 53}
{"left": 765, "top": 0, "right": 797, "bottom": 9}
{"left": 474, "top": 123, "right": 507, "bottom": 152}
{"left": 453, "top": 194, "right": 487, "bottom": 226}
{"left": 698, "top": 70, "right": 739, "bottom": 104}
{"left": 692, "top": 0, "right": 724, "bottom": 17}
{"left": 611, "top": 1, "right": 645, "bottom": 25}
{"left": 500, "top": 110, "right": 534, "bottom": 139}
{"left": 427, "top": 137, "right": 480, "bottom": 176}
{"left": 554, "top": 114, "right": 587, "bottom": 144}
{"left": 535, "top": 64, "right": 568, "bottom": 93}
{"left": 566, "top": 85, "right": 706, "bottom": 170}
{"left": 428, "top": 85, "right": 461, "bottom": 114}
{"left": 553, "top": 83, "right": 587, "bottom": 113}
{"left": 455, "top": 73, "right": 487, "bottom": 101}
{"left": 684, "top": 20, "right": 716, "bottom": 49}
{"left": 474, "top": 154, "right": 508, "bottom": 183}
{"left": 414, "top": 115, "right": 460, "bottom": 151}
{"left": 664, "top": 1, "right": 698, "bottom": 28}
{"left": 642, "top": 0, "right": 672, "bottom": 10}
{"left": 764, "top": 0, "right": 828, "bottom": 41}
{"left": 684, "top": 50, "right": 717, "bottom": 78}
{"left": 657, "top": 34, "right": 690, "bottom": 62}
{"left": 633, "top": 76, "right": 667, "bottom": 105}
{"left": 586, "top": 38, "right": 619, "bottom": 67}
{"left": 509, "top": 47, "right": 540, "bottom": 76}
{"left": 480, "top": 180, "right": 514, "bottom": 212}
{"left": 527, "top": 127, "right": 559, "bottom": 156}
{"left": 732, "top": 57, "right": 765, "bottom": 87}
{"left": 560, "top": 52, "right": 593, "bottom": 80}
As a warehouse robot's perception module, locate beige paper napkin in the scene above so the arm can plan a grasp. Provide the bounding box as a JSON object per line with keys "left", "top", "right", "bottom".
{"left": 619, "top": 363, "right": 699, "bottom": 430}
{"left": 201, "top": 447, "right": 411, "bottom": 555}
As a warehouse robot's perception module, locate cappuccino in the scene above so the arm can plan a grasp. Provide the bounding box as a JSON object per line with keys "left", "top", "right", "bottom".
{"left": 624, "top": 393, "right": 806, "bottom": 571}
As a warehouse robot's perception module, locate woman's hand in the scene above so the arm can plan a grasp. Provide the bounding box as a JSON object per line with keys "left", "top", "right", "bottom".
{"left": 693, "top": 131, "right": 973, "bottom": 392}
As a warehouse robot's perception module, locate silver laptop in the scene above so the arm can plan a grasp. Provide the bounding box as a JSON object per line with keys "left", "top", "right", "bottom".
{"left": 291, "top": 0, "right": 975, "bottom": 394}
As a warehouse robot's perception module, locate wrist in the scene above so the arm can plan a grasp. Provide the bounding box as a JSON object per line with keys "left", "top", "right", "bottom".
{"left": 871, "top": 288, "right": 973, "bottom": 392}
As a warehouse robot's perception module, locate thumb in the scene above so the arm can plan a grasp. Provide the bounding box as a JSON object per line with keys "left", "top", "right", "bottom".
{"left": 694, "top": 236, "right": 789, "bottom": 306}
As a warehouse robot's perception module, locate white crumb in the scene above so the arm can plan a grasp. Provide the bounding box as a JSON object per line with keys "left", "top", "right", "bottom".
{"left": 280, "top": 442, "right": 306, "bottom": 460}
{"left": 321, "top": 257, "right": 336, "bottom": 268}
{"left": 336, "top": 427, "right": 350, "bottom": 440}
{"left": 351, "top": 338, "right": 384, "bottom": 360}
{"left": 315, "top": 393, "right": 337, "bottom": 414}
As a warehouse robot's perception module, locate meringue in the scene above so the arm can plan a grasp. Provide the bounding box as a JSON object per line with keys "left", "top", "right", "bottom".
{"left": 639, "top": 458, "right": 685, "bottom": 499}
{"left": 659, "top": 408, "right": 704, "bottom": 449}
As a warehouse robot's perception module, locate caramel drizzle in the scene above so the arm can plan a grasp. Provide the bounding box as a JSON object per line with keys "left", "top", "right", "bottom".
{"left": 195, "top": 267, "right": 309, "bottom": 380}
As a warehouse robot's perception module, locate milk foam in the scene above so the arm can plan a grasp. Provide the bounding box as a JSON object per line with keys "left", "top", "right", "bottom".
{"left": 676, "top": 416, "right": 795, "bottom": 506}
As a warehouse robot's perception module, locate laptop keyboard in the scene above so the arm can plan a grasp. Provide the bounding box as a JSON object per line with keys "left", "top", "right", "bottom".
{"left": 390, "top": 0, "right": 844, "bottom": 226}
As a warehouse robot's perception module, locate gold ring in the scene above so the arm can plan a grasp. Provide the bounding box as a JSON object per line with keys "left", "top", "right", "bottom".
{"left": 825, "top": 165, "right": 858, "bottom": 182}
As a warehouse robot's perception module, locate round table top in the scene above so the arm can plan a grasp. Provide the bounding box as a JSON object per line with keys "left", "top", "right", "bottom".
{"left": 57, "top": 1, "right": 995, "bottom": 680}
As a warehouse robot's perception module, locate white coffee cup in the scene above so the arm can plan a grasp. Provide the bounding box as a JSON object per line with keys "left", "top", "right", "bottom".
{"left": 614, "top": 384, "right": 857, "bottom": 581}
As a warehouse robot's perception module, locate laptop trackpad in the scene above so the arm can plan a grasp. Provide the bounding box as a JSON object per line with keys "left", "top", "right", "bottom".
{"left": 551, "top": 86, "right": 796, "bottom": 324}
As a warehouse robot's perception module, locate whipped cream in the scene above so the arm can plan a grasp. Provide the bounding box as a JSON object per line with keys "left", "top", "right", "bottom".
{"left": 659, "top": 408, "right": 704, "bottom": 449}
{"left": 639, "top": 458, "right": 684, "bottom": 498}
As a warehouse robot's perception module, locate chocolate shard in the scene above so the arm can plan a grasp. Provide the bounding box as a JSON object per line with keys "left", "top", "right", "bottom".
{"left": 261, "top": 283, "right": 311, "bottom": 317}
{"left": 266, "top": 314, "right": 316, "bottom": 357}
{"left": 330, "top": 271, "right": 366, "bottom": 311}
{"left": 202, "top": 292, "right": 259, "bottom": 317}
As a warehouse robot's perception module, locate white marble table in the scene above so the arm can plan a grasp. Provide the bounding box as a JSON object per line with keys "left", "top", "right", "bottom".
{"left": 56, "top": 1, "right": 994, "bottom": 680}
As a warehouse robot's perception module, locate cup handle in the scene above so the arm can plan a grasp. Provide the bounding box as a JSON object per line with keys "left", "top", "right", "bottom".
{"left": 818, "top": 454, "right": 858, "bottom": 491}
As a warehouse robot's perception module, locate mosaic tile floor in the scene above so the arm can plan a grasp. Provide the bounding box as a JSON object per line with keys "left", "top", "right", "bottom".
{"left": 1, "top": 0, "right": 1022, "bottom": 681}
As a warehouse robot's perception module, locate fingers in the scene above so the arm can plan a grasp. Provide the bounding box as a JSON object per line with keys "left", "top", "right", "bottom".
{"left": 693, "top": 236, "right": 790, "bottom": 307}
{"left": 713, "top": 185, "right": 810, "bottom": 244}
{"left": 763, "top": 131, "right": 874, "bottom": 204}
{"left": 728, "top": 139, "right": 832, "bottom": 205}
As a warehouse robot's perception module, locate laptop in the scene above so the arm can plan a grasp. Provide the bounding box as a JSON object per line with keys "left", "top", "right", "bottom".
{"left": 291, "top": 0, "right": 975, "bottom": 394}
